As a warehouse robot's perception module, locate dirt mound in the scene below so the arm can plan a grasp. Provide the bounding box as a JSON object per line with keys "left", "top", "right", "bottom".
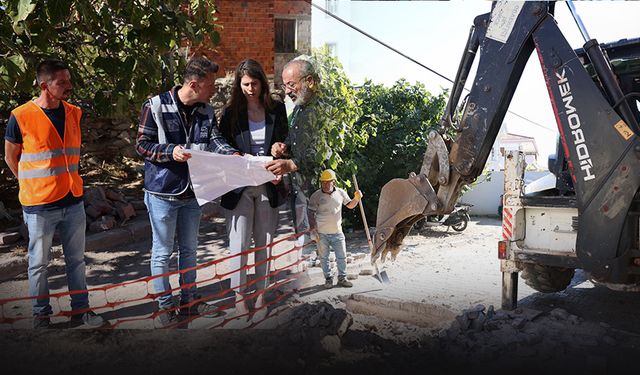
{"left": 438, "top": 304, "right": 640, "bottom": 373}
{"left": 2, "top": 301, "right": 640, "bottom": 374}
{"left": 0, "top": 302, "right": 385, "bottom": 374}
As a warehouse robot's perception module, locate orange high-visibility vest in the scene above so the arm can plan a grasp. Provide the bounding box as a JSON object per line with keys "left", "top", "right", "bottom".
{"left": 11, "top": 100, "right": 83, "bottom": 206}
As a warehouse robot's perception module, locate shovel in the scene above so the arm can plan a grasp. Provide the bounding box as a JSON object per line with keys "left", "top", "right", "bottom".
{"left": 352, "top": 175, "right": 391, "bottom": 285}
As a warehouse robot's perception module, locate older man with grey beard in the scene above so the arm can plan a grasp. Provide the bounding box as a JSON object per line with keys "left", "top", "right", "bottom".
{"left": 265, "top": 57, "right": 324, "bottom": 252}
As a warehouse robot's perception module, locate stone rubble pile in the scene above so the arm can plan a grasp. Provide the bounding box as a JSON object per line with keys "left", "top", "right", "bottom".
{"left": 0, "top": 186, "right": 145, "bottom": 247}
{"left": 438, "top": 304, "right": 632, "bottom": 368}
{"left": 82, "top": 117, "right": 137, "bottom": 159}
{"left": 282, "top": 302, "right": 354, "bottom": 356}
{"left": 83, "top": 186, "right": 142, "bottom": 233}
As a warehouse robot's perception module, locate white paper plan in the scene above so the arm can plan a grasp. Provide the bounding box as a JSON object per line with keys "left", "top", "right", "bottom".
{"left": 186, "top": 149, "right": 276, "bottom": 205}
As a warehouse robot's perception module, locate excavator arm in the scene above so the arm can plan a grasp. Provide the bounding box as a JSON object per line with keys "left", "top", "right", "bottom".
{"left": 373, "top": 1, "right": 640, "bottom": 284}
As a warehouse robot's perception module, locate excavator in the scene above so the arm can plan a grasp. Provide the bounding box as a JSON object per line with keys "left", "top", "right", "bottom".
{"left": 372, "top": 1, "right": 640, "bottom": 309}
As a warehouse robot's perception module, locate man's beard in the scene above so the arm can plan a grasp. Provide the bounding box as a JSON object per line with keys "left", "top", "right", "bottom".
{"left": 293, "top": 84, "right": 312, "bottom": 106}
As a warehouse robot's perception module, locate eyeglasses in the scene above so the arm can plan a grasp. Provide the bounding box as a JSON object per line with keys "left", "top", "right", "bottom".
{"left": 280, "top": 75, "right": 309, "bottom": 91}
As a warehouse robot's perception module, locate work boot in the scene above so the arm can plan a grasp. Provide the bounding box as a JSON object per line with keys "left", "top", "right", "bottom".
{"left": 71, "top": 310, "right": 107, "bottom": 327}
{"left": 180, "top": 301, "right": 225, "bottom": 318}
{"left": 324, "top": 278, "right": 333, "bottom": 289}
{"left": 337, "top": 278, "right": 353, "bottom": 288}
{"left": 33, "top": 315, "right": 50, "bottom": 329}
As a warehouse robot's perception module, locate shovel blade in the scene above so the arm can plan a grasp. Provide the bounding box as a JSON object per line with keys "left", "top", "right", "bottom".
{"left": 374, "top": 273, "right": 391, "bottom": 285}
{"left": 373, "top": 265, "right": 391, "bottom": 285}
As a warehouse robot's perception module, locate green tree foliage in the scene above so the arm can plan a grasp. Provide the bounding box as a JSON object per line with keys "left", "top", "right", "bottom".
{"left": 306, "top": 47, "right": 448, "bottom": 230}
{"left": 302, "top": 46, "right": 364, "bottom": 188}
{"left": 344, "top": 79, "right": 448, "bottom": 228}
{"left": 0, "top": 0, "right": 219, "bottom": 118}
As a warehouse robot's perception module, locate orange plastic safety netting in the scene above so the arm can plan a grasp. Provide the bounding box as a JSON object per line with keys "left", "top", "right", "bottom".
{"left": 0, "top": 230, "right": 314, "bottom": 329}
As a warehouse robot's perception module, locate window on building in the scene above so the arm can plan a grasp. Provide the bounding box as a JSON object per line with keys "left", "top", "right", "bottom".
{"left": 275, "top": 19, "right": 296, "bottom": 53}
{"left": 325, "top": 0, "right": 337, "bottom": 17}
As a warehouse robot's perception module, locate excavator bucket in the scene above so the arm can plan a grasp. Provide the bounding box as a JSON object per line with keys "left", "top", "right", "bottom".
{"left": 373, "top": 177, "right": 430, "bottom": 263}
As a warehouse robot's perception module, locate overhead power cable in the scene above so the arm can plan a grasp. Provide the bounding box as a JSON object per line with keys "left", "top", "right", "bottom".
{"left": 309, "top": 0, "right": 453, "bottom": 84}
{"left": 308, "top": 0, "right": 556, "bottom": 133}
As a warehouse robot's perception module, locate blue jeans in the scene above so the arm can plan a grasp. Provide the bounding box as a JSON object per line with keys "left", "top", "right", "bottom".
{"left": 23, "top": 201, "right": 88, "bottom": 316}
{"left": 144, "top": 192, "right": 201, "bottom": 309}
{"left": 317, "top": 232, "right": 347, "bottom": 279}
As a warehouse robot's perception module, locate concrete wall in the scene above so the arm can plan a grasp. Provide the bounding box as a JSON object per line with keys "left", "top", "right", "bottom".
{"left": 460, "top": 171, "right": 549, "bottom": 216}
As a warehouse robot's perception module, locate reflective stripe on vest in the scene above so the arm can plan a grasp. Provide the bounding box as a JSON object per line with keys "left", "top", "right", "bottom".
{"left": 18, "top": 162, "right": 79, "bottom": 179}
{"left": 11, "top": 101, "right": 83, "bottom": 206}
{"left": 19, "top": 147, "right": 81, "bottom": 162}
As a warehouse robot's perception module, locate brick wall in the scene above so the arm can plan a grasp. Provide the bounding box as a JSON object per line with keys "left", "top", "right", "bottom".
{"left": 274, "top": 0, "right": 310, "bottom": 15}
{"left": 207, "top": 0, "right": 275, "bottom": 75}
{"left": 193, "top": 0, "right": 311, "bottom": 78}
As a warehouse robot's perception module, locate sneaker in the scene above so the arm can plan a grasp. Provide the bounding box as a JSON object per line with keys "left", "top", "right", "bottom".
{"left": 33, "top": 315, "right": 50, "bottom": 329}
{"left": 337, "top": 278, "right": 353, "bottom": 288}
{"left": 180, "top": 301, "right": 225, "bottom": 318}
{"left": 71, "top": 311, "right": 106, "bottom": 327}
{"left": 324, "top": 278, "right": 333, "bottom": 289}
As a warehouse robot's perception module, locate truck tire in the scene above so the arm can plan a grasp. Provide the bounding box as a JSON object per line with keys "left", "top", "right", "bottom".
{"left": 521, "top": 264, "right": 574, "bottom": 293}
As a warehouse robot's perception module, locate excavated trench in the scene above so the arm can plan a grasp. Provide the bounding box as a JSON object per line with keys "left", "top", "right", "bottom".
{"left": 342, "top": 294, "right": 456, "bottom": 330}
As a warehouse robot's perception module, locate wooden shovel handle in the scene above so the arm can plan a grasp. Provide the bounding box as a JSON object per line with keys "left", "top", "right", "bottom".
{"left": 352, "top": 175, "right": 374, "bottom": 253}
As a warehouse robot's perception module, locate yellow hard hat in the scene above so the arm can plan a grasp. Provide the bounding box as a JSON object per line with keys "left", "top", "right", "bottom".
{"left": 319, "top": 169, "right": 337, "bottom": 182}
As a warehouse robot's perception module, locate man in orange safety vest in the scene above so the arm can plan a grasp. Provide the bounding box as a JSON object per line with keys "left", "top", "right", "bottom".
{"left": 4, "top": 59, "right": 106, "bottom": 329}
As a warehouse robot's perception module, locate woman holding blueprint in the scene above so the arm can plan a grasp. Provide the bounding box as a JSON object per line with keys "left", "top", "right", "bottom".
{"left": 218, "top": 59, "right": 289, "bottom": 324}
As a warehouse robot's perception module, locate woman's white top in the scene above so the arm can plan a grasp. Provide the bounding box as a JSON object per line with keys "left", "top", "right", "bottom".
{"left": 248, "top": 119, "right": 266, "bottom": 156}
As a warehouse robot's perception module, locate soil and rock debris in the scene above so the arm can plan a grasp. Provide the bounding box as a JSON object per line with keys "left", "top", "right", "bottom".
{"left": 2, "top": 196, "right": 640, "bottom": 373}
{"left": 2, "top": 219, "right": 640, "bottom": 373}
{"left": 2, "top": 299, "right": 639, "bottom": 374}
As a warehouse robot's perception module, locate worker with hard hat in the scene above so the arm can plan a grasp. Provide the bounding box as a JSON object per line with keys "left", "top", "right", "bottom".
{"left": 308, "top": 169, "right": 362, "bottom": 288}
